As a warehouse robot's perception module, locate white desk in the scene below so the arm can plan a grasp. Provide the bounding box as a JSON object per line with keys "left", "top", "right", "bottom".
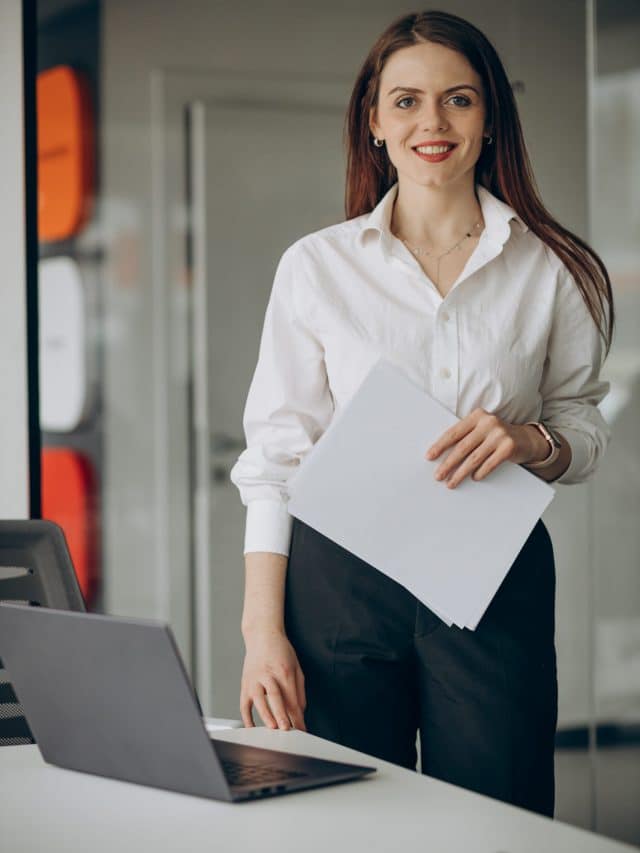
{"left": 1, "top": 727, "right": 634, "bottom": 853}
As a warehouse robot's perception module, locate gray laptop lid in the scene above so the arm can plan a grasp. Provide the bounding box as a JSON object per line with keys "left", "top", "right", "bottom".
{"left": 0, "top": 603, "right": 231, "bottom": 801}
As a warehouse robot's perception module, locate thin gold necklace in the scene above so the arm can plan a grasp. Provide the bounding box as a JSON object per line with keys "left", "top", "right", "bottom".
{"left": 399, "top": 219, "right": 484, "bottom": 288}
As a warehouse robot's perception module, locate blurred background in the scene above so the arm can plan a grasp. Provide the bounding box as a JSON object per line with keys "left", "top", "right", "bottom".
{"left": 28, "top": 0, "right": 640, "bottom": 844}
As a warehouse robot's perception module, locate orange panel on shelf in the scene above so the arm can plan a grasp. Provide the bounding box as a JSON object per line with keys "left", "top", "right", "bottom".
{"left": 41, "top": 448, "right": 99, "bottom": 607}
{"left": 37, "top": 65, "right": 95, "bottom": 242}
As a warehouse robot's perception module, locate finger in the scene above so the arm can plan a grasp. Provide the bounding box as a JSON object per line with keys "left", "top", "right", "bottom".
{"left": 426, "top": 429, "right": 461, "bottom": 460}
{"left": 253, "top": 687, "right": 278, "bottom": 729}
{"left": 426, "top": 430, "right": 459, "bottom": 460}
{"left": 434, "top": 431, "right": 485, "bottom": 480}
{"left": 262, "top": 678, "right": 292, "bottom": 730}
{"left": 285, "top": 697, "right": 306, "bottom": 731}
{"left": 471, "top": 447, "right": 508, "bottom": 482}
{"left": 240, "top": 694, "right": 255, "bottom": 728}
{"left": 433, "top": 443, "right": 472, "bottom": 480}
{"left": 447, "top": 441, "right": 497, "bottom": 488}
{"left": 426, "top": 412, "right": 480, "bottom": 459}
{"left": 279, "top": 673, "right": 306, "bottom": 732}
{"left": 293, "top": 668, "right": 307, "bottom": 732}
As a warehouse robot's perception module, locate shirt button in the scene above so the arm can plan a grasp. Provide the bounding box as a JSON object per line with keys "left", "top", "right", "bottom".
{"left": 441, "top": 311, "right": 450, "bottom": 322}
{"left": 440, "top": 367, "right": 451, "bottom": 379}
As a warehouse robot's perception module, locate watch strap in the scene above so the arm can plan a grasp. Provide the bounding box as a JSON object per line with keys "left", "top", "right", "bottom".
{"left": 524, "top": 421, "right": 561, "bottom": 469}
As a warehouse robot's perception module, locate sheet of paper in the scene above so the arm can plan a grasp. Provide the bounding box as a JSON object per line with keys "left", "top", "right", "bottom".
{"left": 287, "top": 357, "right": 555, "bottom": 630}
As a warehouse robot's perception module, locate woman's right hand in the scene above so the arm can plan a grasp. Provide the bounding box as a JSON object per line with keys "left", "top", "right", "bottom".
{"left": 240, "top": 628, "right": 307, "bottom": 731}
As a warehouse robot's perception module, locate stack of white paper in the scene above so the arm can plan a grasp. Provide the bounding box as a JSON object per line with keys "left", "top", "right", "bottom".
{"left": 287, "top": 357, "right": 555, "bottom": 630}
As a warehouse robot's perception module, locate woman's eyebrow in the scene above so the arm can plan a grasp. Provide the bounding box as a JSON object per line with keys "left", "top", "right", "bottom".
{"left": 386, "top": 84, "right": 480, "bottom": 96}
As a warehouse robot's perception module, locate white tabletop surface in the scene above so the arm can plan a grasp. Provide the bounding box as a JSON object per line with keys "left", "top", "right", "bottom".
{"left": 1, "top": 726, "right": 634, "bottom": 853}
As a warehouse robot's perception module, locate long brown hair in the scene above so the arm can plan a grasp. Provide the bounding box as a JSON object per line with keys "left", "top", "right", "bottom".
{"left": 344, "top": 9, "right": 615, "bottom": 357}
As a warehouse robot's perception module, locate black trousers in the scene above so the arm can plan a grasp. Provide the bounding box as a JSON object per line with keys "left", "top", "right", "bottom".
{"left": 284, "top": 516, "right": 558, "bottom": 817}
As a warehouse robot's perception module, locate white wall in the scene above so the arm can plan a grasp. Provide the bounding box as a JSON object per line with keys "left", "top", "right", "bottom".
{"left": 0, "top": 0, "right": 30, "bottom": 520}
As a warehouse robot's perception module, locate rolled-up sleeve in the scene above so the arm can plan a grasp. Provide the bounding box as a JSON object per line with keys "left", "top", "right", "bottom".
{"left": 539, "top": 266, "right": 611, "bottom": 485}
{"left": 229, "top": 241, "right": 334, "bottom": 556}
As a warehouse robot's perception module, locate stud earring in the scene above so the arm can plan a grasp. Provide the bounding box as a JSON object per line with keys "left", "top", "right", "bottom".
{"left": 373, "top": 137, "right": 385, "bottom": 147}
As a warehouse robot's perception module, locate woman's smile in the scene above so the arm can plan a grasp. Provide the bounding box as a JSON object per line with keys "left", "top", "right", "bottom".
{"left": 413, "top": 142, "right": 458, "bottom": 163}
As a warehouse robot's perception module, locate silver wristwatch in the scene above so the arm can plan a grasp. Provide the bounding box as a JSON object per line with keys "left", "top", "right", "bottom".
{"left": 524, "top": 421, "right": 562, "bottom": 469}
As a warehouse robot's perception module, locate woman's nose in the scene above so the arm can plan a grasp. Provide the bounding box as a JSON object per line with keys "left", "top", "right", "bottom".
{"left": 418, "top": 99, "right": 448, "bottom": 132}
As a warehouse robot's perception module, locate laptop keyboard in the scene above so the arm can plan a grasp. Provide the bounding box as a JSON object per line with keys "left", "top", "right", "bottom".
{"left": 220, "top": 758, "right": 309, "bottom": 787}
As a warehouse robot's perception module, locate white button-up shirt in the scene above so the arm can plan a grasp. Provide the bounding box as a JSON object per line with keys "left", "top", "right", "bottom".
{"left": 230, "top": 181, "right": 611, "bottom": 556}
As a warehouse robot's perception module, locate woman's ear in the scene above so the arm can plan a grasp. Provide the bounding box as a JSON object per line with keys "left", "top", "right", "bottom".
{"left": 369, "top": 105, "right": 379, "bottom": 139}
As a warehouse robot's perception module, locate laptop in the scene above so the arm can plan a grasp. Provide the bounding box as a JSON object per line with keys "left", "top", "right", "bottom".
{"left": 0, "top": 602, "right": 376, "bottom": 801}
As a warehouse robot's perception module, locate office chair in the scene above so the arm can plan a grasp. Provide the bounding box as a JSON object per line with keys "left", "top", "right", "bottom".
{"left": 0, "top": 520, "right": 86, "bottom": 745}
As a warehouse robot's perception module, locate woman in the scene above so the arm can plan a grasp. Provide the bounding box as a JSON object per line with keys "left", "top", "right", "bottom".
{"left": 229, "top": 9, "right": 614, "bottom": 817}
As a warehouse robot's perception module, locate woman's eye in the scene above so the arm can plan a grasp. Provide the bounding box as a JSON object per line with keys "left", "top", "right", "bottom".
{"left": 396, "top": 96, "right": 415, "bottom": 108}
{"left": 448, "top": 95, "right": 471, "bottom": 107}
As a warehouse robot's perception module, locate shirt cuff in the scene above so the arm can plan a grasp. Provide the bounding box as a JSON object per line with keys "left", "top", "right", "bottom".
{"left": 243, "top": 499, "right": 294, "bottom": 556}
{"left": 551, "top": 426, "right": 593, "bottom": 485}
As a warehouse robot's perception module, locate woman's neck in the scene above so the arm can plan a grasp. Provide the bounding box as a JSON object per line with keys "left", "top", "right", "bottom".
{"left": 390, "top": 176, "right": 484, "bottom": 251}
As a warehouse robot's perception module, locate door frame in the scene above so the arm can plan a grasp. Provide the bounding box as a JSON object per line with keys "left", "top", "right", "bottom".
{"left": 0, "top": 0, "right": 39, "bottom": 520}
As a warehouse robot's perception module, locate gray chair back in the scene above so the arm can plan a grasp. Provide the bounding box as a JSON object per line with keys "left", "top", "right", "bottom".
{"left": 0, "top": 520, "right": 86, "bottom": 745}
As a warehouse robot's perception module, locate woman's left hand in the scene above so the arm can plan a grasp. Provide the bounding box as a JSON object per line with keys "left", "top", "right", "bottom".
{"left": 425, "top": 408, "right": 547, "bottom": 489}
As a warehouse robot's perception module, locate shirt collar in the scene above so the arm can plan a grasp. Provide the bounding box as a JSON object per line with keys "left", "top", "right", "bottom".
{"left": 356, "top": 181, "right": 528, "bottom": 254}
